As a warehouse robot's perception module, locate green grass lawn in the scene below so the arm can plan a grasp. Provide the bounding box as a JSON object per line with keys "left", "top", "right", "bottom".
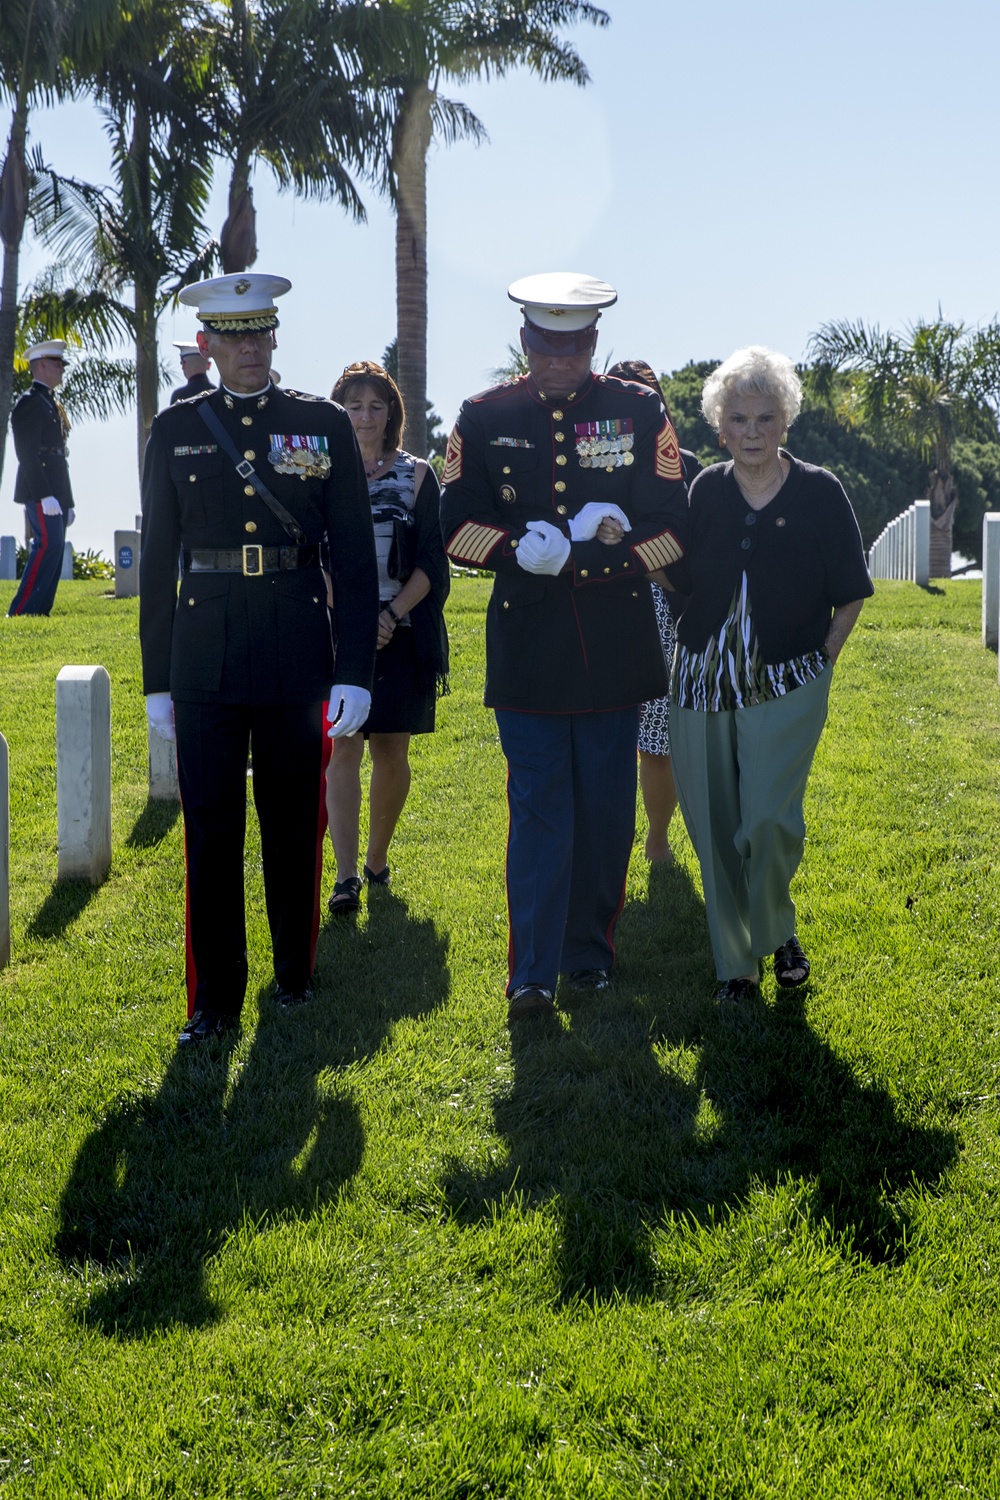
{"left": 1, "top": 578, "right": 999, "bottom": 1498}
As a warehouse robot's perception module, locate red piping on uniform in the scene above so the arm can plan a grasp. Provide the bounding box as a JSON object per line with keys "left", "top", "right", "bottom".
{"left": 312, "top": 704, "right": 334, "bottom": 969}
{"left": 179, "top": 780, "right": 198, "bottom": 1017}
{"left": 12, "top": 503, "right": 49, "bottom": 615}
{"left": 569, "top": 591, "right": 589, "bottom": 672}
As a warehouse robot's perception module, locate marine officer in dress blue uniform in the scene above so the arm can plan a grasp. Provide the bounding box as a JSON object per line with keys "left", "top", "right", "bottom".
{"left": 7, "top": 339, "right": 75, "bottom": 618}
{"left": 441, "top": 272, "right": 689, "bottom": 1022}
{"left": 140, "top": 272, "right": 378, "bottom": 1045}
{"left": 168, "top": 340, "right": 216, "bottom": 405}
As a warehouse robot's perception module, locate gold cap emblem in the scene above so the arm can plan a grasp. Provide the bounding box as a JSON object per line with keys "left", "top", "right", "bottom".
{"left": 234, "top": 278, "right": 251, "bottom": 295}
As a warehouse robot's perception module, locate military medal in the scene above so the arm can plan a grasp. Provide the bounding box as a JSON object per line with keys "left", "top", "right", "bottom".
{"left": 574, "top": 417, "right": 634, "bottom": 471}
{"left": 268, "top": 433, "right": 332, "bottom": 479}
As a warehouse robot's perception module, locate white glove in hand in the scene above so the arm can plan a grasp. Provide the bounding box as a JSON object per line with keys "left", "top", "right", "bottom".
{"left": 327, "top": 685, "right": 371, "bottom": 738}
{"left": 567, "top": 501, "right": 632, "bottom": 542}
{"left": 40, "top": 496, "right": 62, "bottom": 517}
{"left": 145, "top": 692, "right": 175, "bottom": 743}
{"left": 515, "top": 520, "right": 572, "bottom": 576}
{"left": 66, "top": 508, "right": 76, "bottom": 527}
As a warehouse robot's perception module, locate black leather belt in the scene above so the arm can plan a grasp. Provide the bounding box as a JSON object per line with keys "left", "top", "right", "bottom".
{"left": 185, "top": 544, "right": 320, "bottom": 577}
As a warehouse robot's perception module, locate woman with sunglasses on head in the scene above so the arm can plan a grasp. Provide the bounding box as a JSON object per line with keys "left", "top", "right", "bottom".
{"left": 324, "top": 360, "right": 450, "bottom": 914}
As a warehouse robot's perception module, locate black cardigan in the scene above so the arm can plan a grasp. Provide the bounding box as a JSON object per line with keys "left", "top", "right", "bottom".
{"left": 667, "top": 452, "right": 873, "bottom": 662}
{"left": 398, "top": 461, "right": 450, "bottom": 691}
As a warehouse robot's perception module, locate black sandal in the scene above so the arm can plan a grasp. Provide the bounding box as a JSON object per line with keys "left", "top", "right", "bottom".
{"left": 327, "top": 876, "right": 362, "bottom": 915}
{"left": 774, "top": 934, "right": 810, "bottom": 987}
{"left": 363, "top": 863, "right": 391, "bottom": 888}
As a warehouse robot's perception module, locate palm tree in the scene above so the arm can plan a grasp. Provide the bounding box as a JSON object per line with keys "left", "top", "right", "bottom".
{"left": 57, "top": 0, "right": 219, "bottom": 470}
{"left": 0, "top": 0, "right": 123, "bottom": 482}
{"left": 207, "top": 0, "right": 388, "bottom": 274}
{"left": 360, "top": 0, "right": 609, "bottom": 456}
{"left": 809, "top": 317, "right": 1000, "bottom": 578}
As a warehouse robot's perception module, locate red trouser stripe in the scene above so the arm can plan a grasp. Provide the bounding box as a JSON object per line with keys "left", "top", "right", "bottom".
{"left": 12, "top": 505, "right": 49, "bottom": 615}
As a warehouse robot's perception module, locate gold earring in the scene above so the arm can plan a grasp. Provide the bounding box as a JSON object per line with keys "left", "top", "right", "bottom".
{"left": 718, "top": 433, "right": 726, "bottom": 448}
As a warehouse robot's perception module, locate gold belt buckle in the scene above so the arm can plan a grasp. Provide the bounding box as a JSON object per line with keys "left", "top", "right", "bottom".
{"left": 242, "top": 544, "right": 263, "bottom": 576}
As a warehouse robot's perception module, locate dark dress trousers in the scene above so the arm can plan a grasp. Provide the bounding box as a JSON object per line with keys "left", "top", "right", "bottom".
{"left": 169, "top": 372, "right": 215, "bottom": 405}
{"left": 7, "top": 381, "right": 74, "bottom": 617}
{"left": 441, "top": 371, "right": 688, "bottom": 993}
{"left": 140, "top": 384, "right": 378, "bottom": 1017}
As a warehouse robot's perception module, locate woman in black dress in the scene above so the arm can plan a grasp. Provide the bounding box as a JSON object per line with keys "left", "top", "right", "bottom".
{"left": 325, "top": 361, "right": 449, "bottom": 912}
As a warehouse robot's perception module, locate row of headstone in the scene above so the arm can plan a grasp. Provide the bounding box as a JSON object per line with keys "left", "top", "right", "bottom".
{"left": 0, "top": 522, "right": 142, "bottom": 589}
{"left": 0, "top": 666, "right": 177, "bottom": 970}
{"left": 868, "top": 501, "right": 931, "bottom": 585}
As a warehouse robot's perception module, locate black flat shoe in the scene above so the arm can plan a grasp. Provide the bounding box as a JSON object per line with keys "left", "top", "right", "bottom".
{"left": 773, "top": 934, "right": 810, "bottom": 987}
{"left": 506, "top": 985, "right": 555, "bottom": 1023}
{"left": 714, "top": 978, "right": 760, "bottom": 1004}
{"left": 363, "top": 863, "right": 391, "bottom": 887}
{"left": 274, "top": 983, "right": 314, "bottom": 1009}
{"left": 328, "top": 876, "right": 362, "bottom": 915}
{"left": 177, "top": 1009, "right": 238, "bottom": 1046}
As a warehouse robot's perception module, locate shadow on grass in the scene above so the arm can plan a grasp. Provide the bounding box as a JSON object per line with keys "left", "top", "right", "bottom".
{"left": 27, "top": 877, "right": 100, "bottom": 940}
{"left": 54, "top": 889, "right": 449, "bottom": 1336}
{"left": 125, "top": 797, "right": 180, "bottom": 848}
{"left": 444, "top": 862, "right": 957, "bottom": 1302}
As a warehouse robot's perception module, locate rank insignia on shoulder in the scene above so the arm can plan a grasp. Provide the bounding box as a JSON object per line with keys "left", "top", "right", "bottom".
{"left": 574, "top": 418, "right": 634, "bottom": 469}
{"left": 489, "top": 436, "right": 534, "bottom": 449}
{"left": 173, "top": 444, "right": 218, "bottom": 456}
{"left": 443, "top": 427, "right": 463, "bottom": 485}
{"left": 655, "top": 418, "right": 683, "bottom": 481}
{"left": 268, "top": 434, "right": 331, "bottom": 479}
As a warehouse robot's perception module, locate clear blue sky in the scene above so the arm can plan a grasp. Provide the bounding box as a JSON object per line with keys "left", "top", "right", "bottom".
{"left": 3, "top": 0, "right": 999, "bottom": 553}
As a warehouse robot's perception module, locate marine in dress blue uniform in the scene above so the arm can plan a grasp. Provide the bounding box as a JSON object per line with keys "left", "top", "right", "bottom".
{"left": 168, "top": 340, "right": 216, "bottom": 405}
{"left": 7, "top": 339, "right": 74, "bottom": 618}
{"left": 140, "top": 273, "right": 378, "bottom": 1045}
{"left": 440, "top": 273, "right": 688, "bottom": 1021}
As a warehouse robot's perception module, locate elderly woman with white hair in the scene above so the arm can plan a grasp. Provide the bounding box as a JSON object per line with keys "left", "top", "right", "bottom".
{"left": 666, "top": 346, "right": 873, "bottom": 1002}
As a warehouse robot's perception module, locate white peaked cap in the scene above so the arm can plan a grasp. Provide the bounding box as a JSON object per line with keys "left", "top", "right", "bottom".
{"left": 26, "top": 339, "right": 68, "bottom": 362}
{"left": 178, "top": 273, "right": 291, "bottom": 331}
{"left": 508, "top": 272, "right": 617, "bottom": 331}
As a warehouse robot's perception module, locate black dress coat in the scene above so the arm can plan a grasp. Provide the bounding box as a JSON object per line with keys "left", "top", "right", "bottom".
{"left": 440, "top": 372, "right": 688, "bottom": 712}
{"left": 139, "top": 384, "right": 378, "bottom": 705}
{"left": 11, "top": 382, "right": 74, "bottom": 513}
{"left": 169, "top": 372, "right": 216, "bottom": 405}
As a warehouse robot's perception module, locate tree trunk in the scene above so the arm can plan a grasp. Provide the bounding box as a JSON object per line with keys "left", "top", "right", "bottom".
{"left": 220, "top": 155, "right": 256, "bottom": 273}
{"left": 927, "top": 469, "right": 956, "bottom": 579}
{"left": 393, "top": 83, "right": 433, "bottom": 458}
{"left": 0, "top": 104, "right": 30, "bottom": 489}
{"left": 129, "top": 102, "right": 158, "bottom": 476}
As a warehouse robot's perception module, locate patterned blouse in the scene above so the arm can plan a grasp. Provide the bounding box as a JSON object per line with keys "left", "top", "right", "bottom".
{"left": 369, "top": 451, "right": 418, "bottom": 621}
{"left": 672, "top": 571, "right": 829, "bottom": 713}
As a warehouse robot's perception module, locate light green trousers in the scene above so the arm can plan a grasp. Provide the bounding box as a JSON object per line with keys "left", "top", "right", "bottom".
{"left": 669, "top": 666, "right": 832, "bottom": 981}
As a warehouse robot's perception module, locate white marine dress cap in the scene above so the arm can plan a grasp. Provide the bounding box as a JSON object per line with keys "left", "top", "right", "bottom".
{"left": 178, "top": 273, "right": 292, "bottom": 333}
{"left": 507, "top": 271, "right": 617, "bottom": 332}
{"left": 173, "top": 341, "right": 202, "bottom": 358}
{"left": 25, "top": 338, "right": 68, "bottom": 362}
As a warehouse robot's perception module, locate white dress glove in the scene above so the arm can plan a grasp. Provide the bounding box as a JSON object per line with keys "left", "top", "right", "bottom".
{"left": 567, "top": 501, "right": 632, "bottom": 542}
{"left": 145, "top": 692, "right": 175, "bottom": 743}
{"left": 66, "top": 508, "right": 76, "bottom": 527}
{"left": 516, "top": 520, "right": 572, "bottom": 576}
{"left": 40, "top": 496, "right": 62, "bottom": 516}
{"left": 327, "top": 685, "right": 372, "bottom": 738}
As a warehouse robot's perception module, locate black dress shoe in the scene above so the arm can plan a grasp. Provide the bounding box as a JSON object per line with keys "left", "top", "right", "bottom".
{"left": 177, "top": 1009, "right": 237, "bottom": 1046}
{"left": 274, "top": 982, "right": 314, "bottom": 1009}
{"left": 567, "top": 968, "right": 610, "bottom": 992}
{"left": 507, "top": 985, "right": 555, "bottom": 1023}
